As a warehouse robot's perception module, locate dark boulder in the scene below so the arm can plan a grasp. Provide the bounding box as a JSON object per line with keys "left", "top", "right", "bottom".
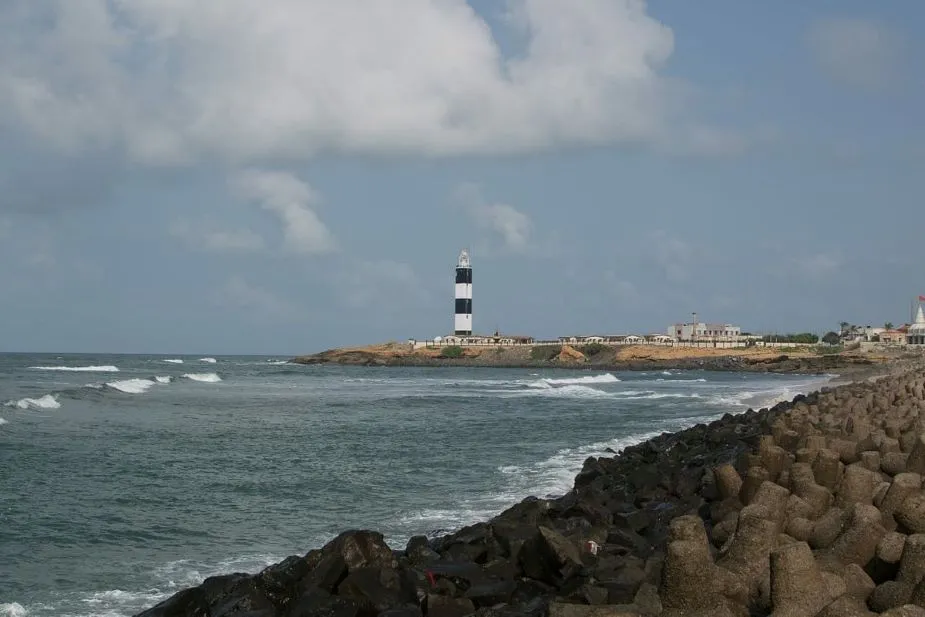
{"left": 286, "top": 588, "right": 362, "bottom": 617}
{"left": 519, "top": 526, "right": 585, "bottom": 586}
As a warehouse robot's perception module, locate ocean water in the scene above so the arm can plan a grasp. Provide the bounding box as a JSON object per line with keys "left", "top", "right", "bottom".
{"left": 0, "top": 353, "right": 834, "bottom": 617}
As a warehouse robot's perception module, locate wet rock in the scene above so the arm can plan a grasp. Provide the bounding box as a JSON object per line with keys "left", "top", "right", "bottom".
{"left": 425, "top": 595, "right": 475, "bottom": 617}
{"left": 286, "top": 588, "right": 363, "bottom": 617}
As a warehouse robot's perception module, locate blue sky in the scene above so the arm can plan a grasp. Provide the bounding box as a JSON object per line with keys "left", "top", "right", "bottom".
{"left": 0, "top": 0, "right": 922, "bottom": 354}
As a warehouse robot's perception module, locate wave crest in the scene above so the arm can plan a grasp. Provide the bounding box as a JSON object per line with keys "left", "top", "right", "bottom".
{"left": 199, "top": 357, "right": 217, "bottom": 363}
{"left": 184, "top": 373, "right": 222, "bottom": 383}
{"left": 30, "top": 365, "right": 119, "bottom": 372}
{"left": 6, "top": 394, "right": 61, "bottom": 410}
{"left": 0, "top": 603, "right": 28, "bottom": 617}
{"left": 527, "top": 373, "right": 620, "bottom": 389}
{"left": 106, "top": 379, "right": 156, "bottom": 394}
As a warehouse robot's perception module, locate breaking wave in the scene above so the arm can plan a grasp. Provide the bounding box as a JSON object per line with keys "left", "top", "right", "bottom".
{"left": 106, "top": 379, "right": 156, "bottom": 394}
{"left": 183, "top": 373, "right": 222, "bottom": 383}
{"left": 199, "top": 357, "right": 217, "bottom": 363}
{"left": 163, "top": 359, "right": 184, "bottom": 364}
{"left": 5, "top": 394, "right": 61, "bottom": 410}
{"left": 527, "top": 373, "right": 620, "bottom": 388}
{"left": 3, "top": 370, "right": 224, "bottom": 413}
{"left": 0, "top": 603, "right": 28, "bottom": 617}
{"left": 29, "top": 365, "right": 119, "bottom": 372}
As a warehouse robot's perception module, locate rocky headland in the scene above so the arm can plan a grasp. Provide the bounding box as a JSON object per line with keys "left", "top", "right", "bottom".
{"left": 290, "top": 343, "right": 897, "bottom": 378}
{"left": 137, "top": 360, "right": 925, "bottom": 617}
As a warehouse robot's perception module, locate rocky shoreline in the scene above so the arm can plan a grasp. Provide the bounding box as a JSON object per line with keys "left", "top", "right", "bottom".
{"left": 292, "top": 347, "right": 887, "bottom": 377}
{"left": 138, "top": 362, "right": 925, "bottom": 617}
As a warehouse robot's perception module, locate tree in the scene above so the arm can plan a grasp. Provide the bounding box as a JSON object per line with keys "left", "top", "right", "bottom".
{"left": 885, "top": 322, "right": 894, "bottom": 330}
{"left": 822, "top": 331, "right": 841, "bottom": 345}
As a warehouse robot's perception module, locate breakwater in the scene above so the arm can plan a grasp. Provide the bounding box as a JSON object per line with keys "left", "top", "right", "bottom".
{"left": 137, "top": 368, "right": 925, "bottom": 617}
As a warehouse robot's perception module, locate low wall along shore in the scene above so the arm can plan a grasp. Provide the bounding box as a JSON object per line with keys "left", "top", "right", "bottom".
{"left": 139, "top": 367, "right": 925, "bottom": 617}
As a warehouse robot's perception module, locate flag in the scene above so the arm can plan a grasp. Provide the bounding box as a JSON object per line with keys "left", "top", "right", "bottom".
{"left": 920, "top": 295, "right": 925, "bottom": 302}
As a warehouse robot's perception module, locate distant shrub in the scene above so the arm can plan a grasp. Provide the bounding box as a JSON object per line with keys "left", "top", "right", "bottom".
{"left": 816, "top": 345, "right": 844, "bottom": 355}
{"left": 440, "top": 345, "right": 464, "bottom": 359}
{"left": 761, "top": 333, "right": 819, "bottom": 344}
{"left": 531, "top": 345, "right": 561, "bottom": 362}
{"left": 580, "top": 343, "right": 606, "bottom": 356}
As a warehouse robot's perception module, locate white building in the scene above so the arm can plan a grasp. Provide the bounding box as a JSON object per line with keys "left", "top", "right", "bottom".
{"left": 668, "top": 321, "right": 741, "bottom": 341}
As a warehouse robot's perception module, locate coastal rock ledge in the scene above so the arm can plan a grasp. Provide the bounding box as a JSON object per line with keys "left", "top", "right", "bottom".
{"left": 138, "top": 369, "right": 925, "bottom": 617}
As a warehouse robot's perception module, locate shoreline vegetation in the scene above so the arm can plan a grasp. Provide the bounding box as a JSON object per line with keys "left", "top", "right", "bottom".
{"left": 137, "top": 354, "right": 925, "bottom": 617}
{"left": 291, "top": 342, "right": 907, "bottom": 381}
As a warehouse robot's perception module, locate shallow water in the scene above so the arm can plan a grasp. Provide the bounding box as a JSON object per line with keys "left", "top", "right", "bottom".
{"left": 0, "top": 353, "right": 834, "bottom": 617}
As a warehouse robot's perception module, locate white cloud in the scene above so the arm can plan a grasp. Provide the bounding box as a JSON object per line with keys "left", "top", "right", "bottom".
{"left": 456, "top": 183, "right": 532, "bottom": 251}
{"left": 808, "top": 17, "right": 902, "bottom": 90}
{"left": 0, "top": 0, "right": 734, "bottom": 166}
{"left": 170, "top": 221, "right": 265, "bottom": 252}
{"left": 217, "top": 276, "right": 299, "bottom": 319}
{"left": 231, "top": 169, "right": 336, "bottom": 254}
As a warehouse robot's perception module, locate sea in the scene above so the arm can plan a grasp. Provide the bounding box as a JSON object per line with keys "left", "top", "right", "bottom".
{"left": 0, "top": 353, "right": 836, "bottom": 617}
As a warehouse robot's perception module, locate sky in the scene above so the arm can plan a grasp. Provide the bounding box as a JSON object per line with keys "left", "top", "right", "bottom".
{"left": 0, "top": 0, "right": 923, "bottom": 355}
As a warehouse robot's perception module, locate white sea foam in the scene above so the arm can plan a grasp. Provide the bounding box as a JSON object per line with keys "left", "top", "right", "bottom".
{"left": 29, "top": 365, "right": 119, "bottom": 372}
{"left": 0, "top": 417, "right": 7, "bottom": 425}
{"left": 542, "top": 384, "right": 613, "bottom": 398}
{"left": 199, "top": 357, "right": 217, "bottom": 363}
{"left": 155, "top": 376, "right": 172, "bottom": 384}
{"left": 184, "top": 373, "right": 222, "bottom": 383}
{"left": 7, "top": 394, "right": 61, "bottom": 410}
{"left": 0, "top": 603, "right": 27, "bottom": 617}
{"left": 391, "top": 428, "right": 669, "bottom": 543}
{"left": 163, "top": 359, "right": 184, "bottom": 364}
{"left": 485, "top": 384, "right": 615, "bottom": 399}
{"left": 528, "top": 373, "right": 620, "bottom": 388}
{"left": 498, "top": 429, "right": 668, "bottom": 498}
{"left": 656, "top": 378, "right": 707, "bottom": 383}
{"left": 107, "top": 379, "right": 156, "bottom": 394}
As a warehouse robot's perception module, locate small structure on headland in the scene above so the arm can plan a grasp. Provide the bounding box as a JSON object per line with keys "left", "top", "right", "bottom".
{"left": 667, "top": 313, "right": 742, "bottom": 343}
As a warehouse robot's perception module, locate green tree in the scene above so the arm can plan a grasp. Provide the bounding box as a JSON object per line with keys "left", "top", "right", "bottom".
{"left": 440, "top": 345, "right": 464, "bottom": 358}
{"left": 885, "top": 322, "right": 894, "bottom": 330}
{"left": 822, "top": 331, "right": 841, "bottom": 345}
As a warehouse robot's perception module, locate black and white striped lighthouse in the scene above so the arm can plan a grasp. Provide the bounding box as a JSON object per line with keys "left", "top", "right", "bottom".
{"left": 454, "top": 249, "right": 472, "bottom": 336}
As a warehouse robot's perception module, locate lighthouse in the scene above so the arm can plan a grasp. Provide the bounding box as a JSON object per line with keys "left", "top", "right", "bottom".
{"left": 454, "top": 249, "right": 472, "bottom": 335}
